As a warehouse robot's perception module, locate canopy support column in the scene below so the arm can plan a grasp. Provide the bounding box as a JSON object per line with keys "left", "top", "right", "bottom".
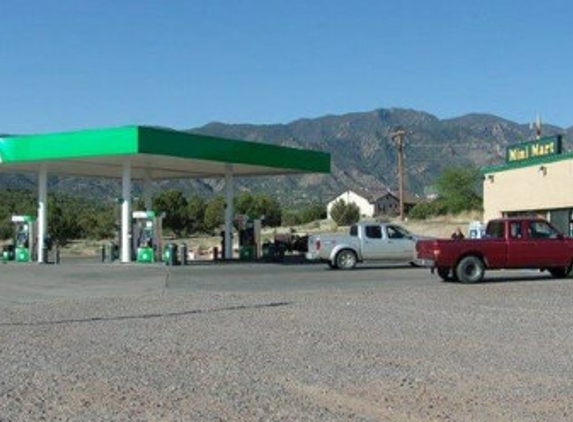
{"left": 224, "top": 165, "right": 234, "bottom": 259}
{"left": 143, "top": 168, "right": 152, "bottom": 210}
{"left": 37, "top": 164, "right": 48, "bottom": 263}
{"left": 121, "top": 160, "right": 132, "bottom": 263}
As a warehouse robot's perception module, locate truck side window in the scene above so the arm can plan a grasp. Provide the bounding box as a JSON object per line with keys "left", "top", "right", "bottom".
{"left": 485, "top": 221, "right": 504, "bottom": 238}
{"left": 387, "top": 226, "right": 404, "bottom": 239}
{"left": 349, "top": 226, "right": 358, "bottom": 237}
{"left": 509, "top": 222, "right": 522, "bottom": 239}
{"left": 365, "top": 225, "right": 382, "bottom": 239}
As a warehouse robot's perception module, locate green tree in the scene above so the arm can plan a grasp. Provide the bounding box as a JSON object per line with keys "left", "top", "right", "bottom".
{"left": 203, "top": 196, "right": 225, "bottom": 233}
{"left": 409, "top": 199, "right": 448, "bottom": 220}
{"left": 281, "top": 210, "right": 302, "bottom": 227}
{"left": 235, "top": 192, "right": 257, "bottom": 216}
{"left": 77, "top": 206, "right": 116, "bottom": 239}
{"left": 0, "top": 190, "right": 36, "bottom": 239}
{"left": 411, "top": 166, "right": 482, "bottom": 219}
{"left": 255, "top": 194, "right": 282, "bottom": 227}
{"left": 330, "top": 199, "right": 360, "bottom": 226}
{"left": 48, "top": 195, "right": 83, "bottom": 246}
{"left": 187, "top": 194, "right": 206, "bottom": 234}
{"left": 436, "top": 166, "right": 483, "bottom": 214}
{"left": 152, "top": 189, "right": 189, "bottom": 236}
{"left": 300, "top": 202, "right": 326, "bottom": 224}
{"left": 235, "top": 192, "right": 282, "bottom": 227}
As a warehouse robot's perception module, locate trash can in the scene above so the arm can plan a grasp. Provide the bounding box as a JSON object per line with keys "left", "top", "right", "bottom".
{"left": 108, "top": 242, "right": 119, "bottom": 262}
{"left": 263, "top": 242, "right": 278, "bottom": 261}
{"left": 239, "top": 245, "right": 254, "bottom": 261}
{"left": 179, "top": 243, "right": 188, "bottom": 266}
{"left": 2, "top": 245, "right": 15, "bottom": 262}
{"left": 163, "top": 243, "right": 179, "bottom": 266}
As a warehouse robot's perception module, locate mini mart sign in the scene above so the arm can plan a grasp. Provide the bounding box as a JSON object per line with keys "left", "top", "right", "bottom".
{"left": 506, "top": 135, "right": 562, "bottom": 163}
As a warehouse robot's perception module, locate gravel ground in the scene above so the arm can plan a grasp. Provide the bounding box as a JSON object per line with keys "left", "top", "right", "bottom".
{"left": 2, "top": 273, "right": 573, "bottom": 421}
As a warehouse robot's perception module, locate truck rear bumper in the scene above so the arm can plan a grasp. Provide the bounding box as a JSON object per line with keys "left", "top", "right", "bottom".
{"left": 305, "top": 252, "right": 320, "bottom": 261}
{"left": 415, "top": 258, "right": 435, "bottom": 268}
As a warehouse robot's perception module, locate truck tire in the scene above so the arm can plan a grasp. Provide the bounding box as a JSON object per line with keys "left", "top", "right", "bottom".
{"left": 548, "top": 266, "right": 569, "bottom": 278}
{"left": 335, "top": 249, "right": 357, "bottom": 270}
{"left": 455, "top": 256, "right": 485, "bottom": 283}
{"left": 327, "top": 261, "right": 338, "bottom": 270}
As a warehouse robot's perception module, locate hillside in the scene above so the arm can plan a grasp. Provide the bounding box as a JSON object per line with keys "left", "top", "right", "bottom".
{"left": 1, "top": 108, "right": 570, "bottom": 206}
{"left": 189, "top": 108, "right": 569, "bottom": 204}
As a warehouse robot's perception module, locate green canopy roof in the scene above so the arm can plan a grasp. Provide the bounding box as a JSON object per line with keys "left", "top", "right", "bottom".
{"left": 0, "top": 125, "right": 330, "bottom": 179}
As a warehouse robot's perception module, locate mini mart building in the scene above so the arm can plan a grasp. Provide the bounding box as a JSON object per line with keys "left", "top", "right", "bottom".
{"left": 483, "top": 135, "right": 573, "bottom": 235}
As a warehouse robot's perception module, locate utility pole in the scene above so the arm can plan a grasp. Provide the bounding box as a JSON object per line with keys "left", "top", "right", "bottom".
{"left": 390, "top": 127, "right": 406, "bottom": 221}
{"left": 532, "top": 115, "right": 542, "bottom": 140}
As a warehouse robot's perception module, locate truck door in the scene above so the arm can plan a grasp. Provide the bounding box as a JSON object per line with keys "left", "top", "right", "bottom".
{"left": 505, "top": 221, "right": 538, "bottom": 268}
{"left": 361, "top": 224, "right": 385, "bottom": 260}
{"left": 524, "top": 220, "right": 571, "bottom": 267}
{"left": 385, "top": 224, "right": 416, "bottom": 261}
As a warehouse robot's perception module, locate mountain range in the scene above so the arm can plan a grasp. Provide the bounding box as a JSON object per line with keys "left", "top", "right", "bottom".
{"left": 1, "top": 108, "right": 570, "bottom": 207}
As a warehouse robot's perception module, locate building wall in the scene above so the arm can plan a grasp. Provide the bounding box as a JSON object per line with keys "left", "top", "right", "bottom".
{"left": 327, "top": 190, "right": 375, "bottom": 220}
{"left": 375, "top": 195, "right": 399, "bottom": 216}
{"left": 484, "top": 158, "right": 573, "bottom": 222}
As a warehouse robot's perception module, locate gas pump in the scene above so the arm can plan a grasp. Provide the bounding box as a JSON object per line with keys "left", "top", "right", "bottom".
{"left": 235, "top": 214, "right": 262, "bottom": 261}
{"left": 131, "top": 210, "right": 164, "bottom": 263}
{"left": 10, "top": 215, "right": 37, "bottom": 262}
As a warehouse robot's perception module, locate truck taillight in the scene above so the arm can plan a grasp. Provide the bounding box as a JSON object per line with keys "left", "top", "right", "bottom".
{"left": 433, "top": 249, "right": 440, "bottom": 259}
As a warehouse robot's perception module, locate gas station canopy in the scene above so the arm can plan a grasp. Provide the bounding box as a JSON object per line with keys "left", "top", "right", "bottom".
{"left": 0, "top": 125, "right": 331, "bottom": 263}
{"left": 0, "top": 125, "right": 330, "bottom": 178}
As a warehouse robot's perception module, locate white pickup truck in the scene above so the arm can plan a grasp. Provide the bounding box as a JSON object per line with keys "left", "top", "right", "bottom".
{"left": 306, "top": 222, "right": 420, "bottom": 269}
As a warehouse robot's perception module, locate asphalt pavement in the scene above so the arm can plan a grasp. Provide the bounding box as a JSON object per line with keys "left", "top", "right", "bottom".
{"left": 0, "top": 256, "right": 558, "bottom": 303}
{"left": 2, "top": 257, "right": 573, "bottom": 420}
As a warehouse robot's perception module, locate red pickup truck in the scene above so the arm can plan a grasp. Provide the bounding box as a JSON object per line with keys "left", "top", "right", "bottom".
{"left": 416, "top": 217, "right": 573, "bottom": 283}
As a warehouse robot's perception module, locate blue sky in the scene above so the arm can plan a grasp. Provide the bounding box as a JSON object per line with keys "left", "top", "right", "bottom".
{"left": 1, "top": 0, "right": 572, "bottom": 134}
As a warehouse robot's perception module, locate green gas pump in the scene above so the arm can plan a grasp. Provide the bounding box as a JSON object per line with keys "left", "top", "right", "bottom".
{"left": 132, "top": 210, "right": 164, "bottom": 263}
{"left": 235, "top": 214, "right": 262, "bottom": 261}
{"left": 9, "top": 215, "right": 36, "bottom": 263}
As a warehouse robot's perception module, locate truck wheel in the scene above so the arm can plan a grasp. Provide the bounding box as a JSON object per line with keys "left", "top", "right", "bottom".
{"left": 336, "top": 250, "right": 357, "bottom": 270}
{"left": 455, "top": 256, "right": 485, "bottom": 283}
{"left": 437, "top": 267, "right": 456, "bottom": 282}
{"left": 548, "top": 267, "right": 568, "bottom": 278}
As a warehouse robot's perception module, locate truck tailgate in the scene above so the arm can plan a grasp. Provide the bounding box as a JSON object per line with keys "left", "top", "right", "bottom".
{"left": 415, "top": 239, "right": 440, "bottom": 266}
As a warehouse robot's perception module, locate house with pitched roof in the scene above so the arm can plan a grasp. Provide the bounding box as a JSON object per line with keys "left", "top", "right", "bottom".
{"left": 327, "top": 189, "right": 421, "bottom": 220}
